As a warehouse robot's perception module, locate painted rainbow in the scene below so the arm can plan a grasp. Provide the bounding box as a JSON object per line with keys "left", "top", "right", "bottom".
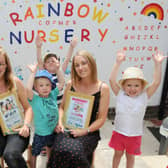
{"left": 141, "top": 3, "right": 164, "bottom": 20}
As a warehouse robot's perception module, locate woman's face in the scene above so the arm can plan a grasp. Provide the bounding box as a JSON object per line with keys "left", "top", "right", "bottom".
{"left": 74, "top": 55, "right": 91, "bottom": 79}
{"left": 0, "top": 54, "right": 7, "bottom": 78}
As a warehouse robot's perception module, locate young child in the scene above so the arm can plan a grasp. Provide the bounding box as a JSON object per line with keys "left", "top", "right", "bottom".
{"left": 36, "top": 35, "right": 78, "bottom": 105}
{"left": 108, "top": 49, "right": 167, "bottom": 168}
{"left": 26, "top": 64, "right": 63, "bottom": 168}
{"left": 35, "top": 35, "right": 77, "bottom": 156}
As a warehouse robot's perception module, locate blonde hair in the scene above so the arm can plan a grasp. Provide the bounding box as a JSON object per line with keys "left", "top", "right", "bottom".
{"left": 0, "top": 48, "right": 14, "bottom": 90}
{"left": 71, "top": 50, "right": 98, "bottom": 84}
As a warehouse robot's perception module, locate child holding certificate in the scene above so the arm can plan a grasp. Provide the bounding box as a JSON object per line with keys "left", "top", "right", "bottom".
{"left": 0, "top": 47, "right": 33, "bottom": 168}
{"left": 26, "top": 64, "right": 64, "bottom": 168}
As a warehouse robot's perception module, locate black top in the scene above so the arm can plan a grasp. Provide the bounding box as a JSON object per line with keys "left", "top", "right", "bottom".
{"left": 71, "top": 82, "right": 103, "bottom": 125}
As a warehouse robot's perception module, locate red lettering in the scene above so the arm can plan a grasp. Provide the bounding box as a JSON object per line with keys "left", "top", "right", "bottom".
{"left": 9, "top": 12, "right": 22, "bottom": 26}
{"left": 81, "top": 29, "right": 90, "bottom": 41}
{"left": 24, "top": 30, "right": 34, "bottom": 43}
{"left": 78, "top": 4, "right": 89, "bottom": 18}
{"left": 64, "top": 2, "right": 73, "bottom": 16}
{"left": 37, "top": 30, "right": 46, "bottom": 42}
{"left": 98, "top": 28, "right": 108, "bottom": 42}
{"left": 24, "top": 7, "right": 34, "bottom": 20}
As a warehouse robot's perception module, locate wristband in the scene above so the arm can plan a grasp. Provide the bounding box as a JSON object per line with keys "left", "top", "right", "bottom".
{"left": 24, "top": 123, "right": 31, "bottom": 129}
{"left": 87, "top": 128, "right": 90, "bottom": 134}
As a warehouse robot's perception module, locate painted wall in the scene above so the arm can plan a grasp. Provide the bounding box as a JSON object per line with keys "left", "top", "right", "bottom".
{"left": 0, "top": 0, "right": 168, "bottom": 107}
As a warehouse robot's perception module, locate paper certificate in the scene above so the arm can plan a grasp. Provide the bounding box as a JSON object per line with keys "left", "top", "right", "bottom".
{"left": 0, "top": 92, "right": 24, "bottom": 135}
{"left": 63, "top": 91, "right": 94, "bottom": 129}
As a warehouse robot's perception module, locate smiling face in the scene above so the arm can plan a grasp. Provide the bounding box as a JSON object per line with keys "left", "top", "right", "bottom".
{"left": 71, "top": 50, "right": 98, "bottom": 83}
{"left": 122, "top": 79, "right": 144, "bottom": 97}
{"left": 44, "top": 56, "right": 60, "bottom": 74}
{"left": 74, "top": 55, "right": 91, "bottom": 80}
{"left": 34, "top": 77, "right": 52, "bottom": 97}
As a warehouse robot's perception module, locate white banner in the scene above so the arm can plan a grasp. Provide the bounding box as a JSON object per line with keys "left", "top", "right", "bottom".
{"left": 0, "top": 0, "right": 167, "bottom": 107}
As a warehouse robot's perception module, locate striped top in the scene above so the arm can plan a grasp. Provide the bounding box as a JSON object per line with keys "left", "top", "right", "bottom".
{"left": 51, "top": 73, "right": 63, "bottom": 105}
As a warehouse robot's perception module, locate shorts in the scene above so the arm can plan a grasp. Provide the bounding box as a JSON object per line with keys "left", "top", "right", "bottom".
{"left": 108, "top": 131, "right": 142, "bottom": 155}
{"left": 32, "top": 133, "right": 55, "bottom": 156}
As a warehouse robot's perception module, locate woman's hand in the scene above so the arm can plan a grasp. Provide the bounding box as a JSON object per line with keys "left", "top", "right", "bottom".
{"left": 13, "top": 124, "right": 30, "bottom": 138}
{"left": 70, "top": 129, "right": 88, "bottom": 137}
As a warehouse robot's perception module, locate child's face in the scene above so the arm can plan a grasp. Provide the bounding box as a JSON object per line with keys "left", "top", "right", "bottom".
{"left": 44, "top": 57, "right": 60, "bottom": 74}
{"left": 34, "top": 78, "right": 52, "bottom": 97}
{"left": 122, "top": 79, "right": 144, "bottom": 97}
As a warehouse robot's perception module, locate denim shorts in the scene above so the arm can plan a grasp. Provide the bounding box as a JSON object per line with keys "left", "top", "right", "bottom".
{"left": 32, "top": 133, "right": 55, "bottom": 156}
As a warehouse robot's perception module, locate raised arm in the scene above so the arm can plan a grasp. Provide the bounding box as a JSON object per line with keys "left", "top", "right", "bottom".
{"left": 109, "top": 49, "right": 126, "bottom": 95}
{"left": 62, "top": 37, "right": 78, "bottom": 73}
{"left": 146, "top": 50, "right": 167, "bottom": 98}
{"left": 26, "top": 64, "right": 38, "bottom": 100}
{"left": 36, "top": 35, "right": 43, "bottom": 70}
{"left": 56, "top": 68, "right": 65, "bottom": 91}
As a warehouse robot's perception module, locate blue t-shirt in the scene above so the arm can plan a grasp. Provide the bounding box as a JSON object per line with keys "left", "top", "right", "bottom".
{"left": 28, "top": 88, "right": 59, "bottom": 136}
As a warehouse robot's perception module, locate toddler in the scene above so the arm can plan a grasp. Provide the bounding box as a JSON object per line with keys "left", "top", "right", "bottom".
{"left": 109, "top": 49, "right": 167, "bottom": 168}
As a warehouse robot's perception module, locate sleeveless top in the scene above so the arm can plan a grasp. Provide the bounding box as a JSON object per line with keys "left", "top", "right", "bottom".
{"left": 51, "top": 73, "right": 63, "bottom": 105}
{"left": 71, "top": 82, "right": 103, "bottom": 125}
{"left": 114, "top": 90, "right": 148, "bottom": 136}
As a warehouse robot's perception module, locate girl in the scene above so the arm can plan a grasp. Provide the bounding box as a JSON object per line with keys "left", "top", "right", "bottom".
{"left": 109, "top": 49, "right": 167, "bottom": 168}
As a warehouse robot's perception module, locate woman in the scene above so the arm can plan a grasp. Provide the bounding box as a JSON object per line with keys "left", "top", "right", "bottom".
{"left": 0, "top": 47, "right": 33, "bottom": 168}
{"left": 47, "top": 50, "right": 110, "bottom": 168}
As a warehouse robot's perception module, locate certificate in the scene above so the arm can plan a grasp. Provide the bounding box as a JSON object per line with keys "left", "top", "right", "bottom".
{"left": 63, "top": 91, "right": 94, "bottom": 129}
{"left": 0, "top": 91, "right": 24, "bottom": 135}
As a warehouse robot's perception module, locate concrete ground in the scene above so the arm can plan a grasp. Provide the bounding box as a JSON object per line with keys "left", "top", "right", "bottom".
{"left": 35, "top": 119, "right": 168, "bottom": 168}
{"left": 3, "top": 119, "right": 168, "bottom": 168}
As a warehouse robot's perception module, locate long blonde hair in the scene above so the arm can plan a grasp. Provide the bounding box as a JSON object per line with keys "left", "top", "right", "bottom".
{"left": 0, "top": 48, "right": 14, "bottom": 90}
{"left": 71, "top": 50, "right": 98, "bottom": 84}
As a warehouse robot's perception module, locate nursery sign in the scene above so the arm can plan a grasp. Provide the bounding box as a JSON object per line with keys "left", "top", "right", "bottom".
{"left": 0, "top": 0, "right": 168, "bottom": 107}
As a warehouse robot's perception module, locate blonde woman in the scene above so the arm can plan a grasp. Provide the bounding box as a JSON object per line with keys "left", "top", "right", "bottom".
{"left": 47, "top": 50, "right": 110, "bottom": 168}
{"left": 0, "top": 47, "right": 33, "bottom": 168}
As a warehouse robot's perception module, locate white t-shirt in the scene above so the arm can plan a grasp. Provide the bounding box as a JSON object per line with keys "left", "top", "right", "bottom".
{"left": 114, "top": 90, "right": 148, "bottom": 136}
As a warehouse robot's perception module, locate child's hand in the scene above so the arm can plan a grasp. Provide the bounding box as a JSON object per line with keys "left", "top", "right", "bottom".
{"left": 116, "top": 49, "right": 126, "bottom": 63}
{"left": 152, "top": 50, "right": 168, "bottom": 64}
{"left": 70, "top": 36, "right": 78, "bottom": 48}
{"left": 55, "top": 123, "right": 64, "bottom": 133}
{"left": 27, "top": 63, "right": 38, "bottom": 73}
{"left": 53, "top": 59, "right": 60, "bottom": 72}
{"left": 35, "top": 34, "right": 42, "bottom": 48}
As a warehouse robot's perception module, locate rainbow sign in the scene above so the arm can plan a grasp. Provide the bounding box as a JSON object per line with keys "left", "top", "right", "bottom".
{"left": 141, "top": 3, "right": 164, "bottom": 21}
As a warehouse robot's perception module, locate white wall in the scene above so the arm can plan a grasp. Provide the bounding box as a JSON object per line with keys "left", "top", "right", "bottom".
{"left": 0, "top": 0, "right": 168, "bottom": 107}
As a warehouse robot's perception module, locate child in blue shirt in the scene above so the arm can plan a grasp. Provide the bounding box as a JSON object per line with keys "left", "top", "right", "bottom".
{"left": 26, "top": 64, "right": 64, "bottom": 168}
